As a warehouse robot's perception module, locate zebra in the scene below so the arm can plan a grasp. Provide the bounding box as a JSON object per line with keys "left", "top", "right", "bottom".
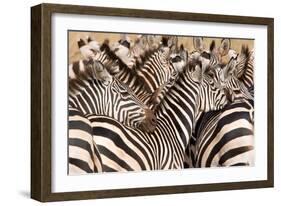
{"left": 196, "top": 38, "right": 254, "bottom": 96}
{"left": 71, "top": 35, "right": 253, "bottom": 171}
{"left": 77, "top": 37, "right": 100, "bottom": 59}
{"left": 191, "top": 37, "right": 231, "bottom": 72}
{"left": 186, "top": 99, "right": 254, "bottom": 168}
{"left": 68, "top": 106, "right": 103, "bottom": 174}
{"left": 203, "top": 56, "right": 253, "bottom": 103}
{"left": 68, "top": 58, "right": 157, "bottom": 133}
{"left": 86, "top": 36, "right": 100, "bottom": 52}
{"left": 110, "top": 34, "right": 174, "bottom": 70}
{"left": 184, "top": 48, "right": 255, "bottom": 168}
{"left": 235, "top": 45, "right": 254, "bottom": 91}
{"left": 110, "top": 34, "right": 137, "bottom": 69}
{"left": 134, "top": 34, "right": 162, "bottom": 56}
{"left": 97, "top": 37, "right": 184, "bottom": 109}
{"left": 148, "top": 44, "right": 188, "bottom": 109}
{"left": 82, "top": 58, "right": 230, "bottom": 172}
{"left": 191, "top": 38, "right": 254, "bottom": 102}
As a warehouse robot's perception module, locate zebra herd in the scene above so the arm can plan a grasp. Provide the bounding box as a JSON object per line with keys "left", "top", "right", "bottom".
{"left": 68, "top": 34, "right": 254, "bottom": 174}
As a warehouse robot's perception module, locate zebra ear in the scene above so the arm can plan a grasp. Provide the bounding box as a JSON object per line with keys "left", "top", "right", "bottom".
{"left": 86, "top": 36, "right": 92, "bottom": 43}
{"left": 219, "top": 38, "right": 231, "bottom": 56}
{"left": 180, "top": 44, "right": 188, "bottom": 61}
{"left": 100, "top": 39, "right": 110, "bottom": 52}
{"left": 223, "top": 55, "right": 237, "bottom": 78}
{"left": 193, "top": 37, "right": 204, "bottom": 52}
{"left": 77, "top": 38, "right": 86, "bottom": 48}
{"left": 135, "top": 35, "right": 144, "bottom": 47}
{"left": 209, "top": 40, "right": 216, "bottom": 53}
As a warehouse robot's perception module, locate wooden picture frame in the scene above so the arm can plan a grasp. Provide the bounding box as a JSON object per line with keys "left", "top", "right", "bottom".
{"left": 31, "top": 3, "right": 274, "bottom": 202}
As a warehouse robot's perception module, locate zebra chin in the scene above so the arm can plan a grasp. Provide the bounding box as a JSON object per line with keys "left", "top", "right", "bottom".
{"left": 138, "top": 109, "right": 157, "bottom": 133}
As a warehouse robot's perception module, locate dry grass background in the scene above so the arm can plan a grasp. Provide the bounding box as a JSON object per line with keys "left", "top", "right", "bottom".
{"left": 69, "top": 31, "right": 254, "bottom": 63}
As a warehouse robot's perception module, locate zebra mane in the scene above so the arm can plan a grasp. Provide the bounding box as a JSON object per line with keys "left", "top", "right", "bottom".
{"left": 100, "top": 40, "right": 152, "bottom": 93}
{"left": 152, "top": 60, "right": 203, "bottom": 113}
{"left": 68, "top": 58, "right": 113, "bottom": 94}
{"left": 136, "top": 47, "right": 162, "bottom": 68}
{"left": 210, "top": 40, "right": 216, "bottom": 52}
{"left": 237, "top": 45, "right": 251, "bottom": 80}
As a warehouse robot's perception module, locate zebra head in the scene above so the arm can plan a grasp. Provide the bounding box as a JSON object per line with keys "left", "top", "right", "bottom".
{"left": 145, "top": 35, "right": 162, "bottom": 50}
{"left": 170, "top": 44, "right": 188, "bottom": 73}
{"left": 135, "top": 36, "right": 180, "bottom": 93}
{"left": 77, "top": 37, "right": 100, "bottom": 59}
{"left": 132, "top": 35, "right": 162, "bottom": 62}
{"left": 109, "top": 78, "right": 157, "bottom": 133}
{"left": 69, "top": 59, "right": 157, "bottom": 133}
{"left": 220, "top": 54, "right": 254, "bottom": 101}
{"left": 235, "top": 45, "right": 254, "bottom": 79}
{"left": 189, "top": 60, "right": 230, "bottom": 112}
{"left": 110, "top": 34, "right": 135, "bottom": 68}
{"left": 191, "top": 37, "right": 232, "bottom": 72}
{"left": 86, "top": 36, "right": 100, "bottom": 52}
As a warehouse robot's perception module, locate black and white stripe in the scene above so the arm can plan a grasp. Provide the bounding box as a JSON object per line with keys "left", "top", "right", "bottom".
{"left": 82, "top": 61, "right": 229, "bottom": 172}
{"left": 235, "top": 45, "right": 254, "bottom": 91}
{"left": 68, "top": 107, "right": 103, "bottom": 174}
{"left": 68, "top": 58, "right": 157, "bottom": 133}
{"left": 186, "top": 99, "right": 254, "bottom": 167}
{"left": 184, "top": 43, "right": 255, "bottom": 168}
{"left": 98, "top": 38, "right": 184, "bottom": 109}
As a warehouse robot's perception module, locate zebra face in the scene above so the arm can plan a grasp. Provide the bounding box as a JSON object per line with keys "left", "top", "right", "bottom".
{"left": 198, "top": 78, "right": 229, "bottom": 112}
{"left": 77, "top": 37, "right": 100, "bottom": 59}
{"left": 191, "top": 63, "right": 229, "bottom": 112}
{"left": 189, "top": 51, "right": 210, "bottom": 73}
{"left": 146, "top": 35, "right": 162, "bottom": 50}
{"left": 110, "top": 39, "right": 136, "bottom": 69}
{"left": 191, "top": 38, "right": 232, "bottom": 71}
{"left": 111, "top": 41, "right": 130, "bottom": 57}
{"left": 170, "top": 44, "right": 188, "bottom": 73}
{"left": 110, "top": 79, "right": 157, "bottom": 133}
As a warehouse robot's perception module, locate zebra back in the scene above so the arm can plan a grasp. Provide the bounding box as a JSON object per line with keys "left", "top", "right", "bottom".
{"left": 68, "top": 107, "right": 103, "bottom": 174}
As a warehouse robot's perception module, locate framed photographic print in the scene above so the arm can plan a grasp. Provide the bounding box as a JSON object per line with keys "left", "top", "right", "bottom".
{"left": 31, "top": 3, "right": 274, "bottom": 202}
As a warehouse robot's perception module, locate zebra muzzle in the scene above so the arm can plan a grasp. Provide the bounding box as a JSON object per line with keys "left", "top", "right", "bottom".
{"left": 139, "top": 109, "right": 157, "bottom": 133}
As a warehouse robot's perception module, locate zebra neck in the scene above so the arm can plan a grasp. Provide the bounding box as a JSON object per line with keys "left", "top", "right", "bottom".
{"left": 154, "top": 71, "right": 199, "bottom": 148}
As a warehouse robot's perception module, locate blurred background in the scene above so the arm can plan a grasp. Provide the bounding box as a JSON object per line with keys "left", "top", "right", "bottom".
{"left": 69, "top": 31, "right": 254, "bottom": 64}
